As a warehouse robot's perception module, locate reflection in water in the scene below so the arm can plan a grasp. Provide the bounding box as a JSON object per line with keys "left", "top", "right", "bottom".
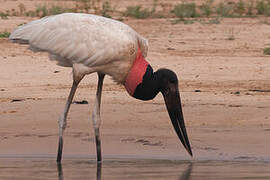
{"left": 57, "top": 163, "right": 64, "bottom": 180}
{"left": 96, "top": 163, "right": 102, "bottom": 180}
{"left": 57, "top": 161, "right": 102, "bottom": 180}
{"left": 1, "top": 159, "right": 270, "bottom": 179}
{"left": 179, "top": 163, "right": 192, "bottom": 180}
{"left": 56, "top": 161, "right": 191, "bottom": 180}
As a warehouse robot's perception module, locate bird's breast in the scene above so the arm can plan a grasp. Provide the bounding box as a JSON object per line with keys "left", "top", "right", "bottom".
{"left": 124, "top": 47, "right": 149, "bottom": 96}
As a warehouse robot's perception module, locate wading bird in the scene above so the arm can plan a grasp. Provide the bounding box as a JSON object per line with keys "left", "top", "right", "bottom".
{"left": 9, "top": 13, "right": 192, "bottom": 163}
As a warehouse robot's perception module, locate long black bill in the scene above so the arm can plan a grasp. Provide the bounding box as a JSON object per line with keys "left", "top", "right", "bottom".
{"left": 162, "top": 87, "right": 192, "bottom": 157}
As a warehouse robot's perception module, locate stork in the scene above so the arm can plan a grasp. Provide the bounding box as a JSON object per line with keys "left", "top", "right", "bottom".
{"left": 9, "top": 13, "right": 192, "bottom": 163}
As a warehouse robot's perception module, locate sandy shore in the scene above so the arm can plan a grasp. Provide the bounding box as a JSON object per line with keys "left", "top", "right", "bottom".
{"left": 1, "top": 1, "right": 270, "bottom": 161}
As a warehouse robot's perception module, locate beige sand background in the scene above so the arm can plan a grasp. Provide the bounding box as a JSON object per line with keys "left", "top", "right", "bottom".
{"left": 1, "top": 0, "right": 270, "bottom": 161}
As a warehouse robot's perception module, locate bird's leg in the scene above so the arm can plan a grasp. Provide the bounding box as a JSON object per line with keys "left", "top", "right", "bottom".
{"left": 92, "top": 73, "right": 105, "bottom": 163}
{"left": 57, "top": 75, "right": 84, "bottom": 163}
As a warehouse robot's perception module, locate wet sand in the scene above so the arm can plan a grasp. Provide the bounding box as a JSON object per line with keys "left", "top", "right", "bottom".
{"left": 1, "top": 97, "right": 270, "bottom": 162}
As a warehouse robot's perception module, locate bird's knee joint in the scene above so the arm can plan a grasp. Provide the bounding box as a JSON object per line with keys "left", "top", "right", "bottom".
{"left": 92, "top": 119, "right": 101, "bottom": 129}
{"left": 93, "top": 122, "right": 100, "bottom": 130}
{"left": 58, "top": 119, "right": 67, "bottom": 130}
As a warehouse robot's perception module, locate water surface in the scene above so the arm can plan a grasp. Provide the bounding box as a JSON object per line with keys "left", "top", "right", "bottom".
{"left": 0, "top": 158, "right": 270, "bottom": 180}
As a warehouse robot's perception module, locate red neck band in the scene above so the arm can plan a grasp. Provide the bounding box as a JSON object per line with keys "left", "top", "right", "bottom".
{"left": 125, "top": 47, "right": 149, "bottom": 96}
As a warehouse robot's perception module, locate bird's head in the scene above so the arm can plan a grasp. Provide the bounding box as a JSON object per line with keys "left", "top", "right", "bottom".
{"left": 156, "top": 68, "right": 193, "bottom": 156}
{"left": 157, "top": 68, "right": 179, "bottom": 93}
{"left": 124, "top": 58, "right": 192, "bottom": 156}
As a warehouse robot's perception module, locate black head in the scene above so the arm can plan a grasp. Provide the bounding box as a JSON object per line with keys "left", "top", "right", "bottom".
{"left": 156, "top": 68, "right": 193, "bottom": 156}
{"left": 156, "top": 68, "right": 179, "bottom": 94}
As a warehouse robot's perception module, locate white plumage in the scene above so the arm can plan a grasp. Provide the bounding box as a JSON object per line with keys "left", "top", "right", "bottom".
{"left": 10, "top": 13, "right": 148, "bottom": 83}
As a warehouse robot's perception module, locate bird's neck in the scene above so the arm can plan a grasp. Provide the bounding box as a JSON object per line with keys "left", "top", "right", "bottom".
{"left": 124, "top": 48, "right": 160, "bottom": 100}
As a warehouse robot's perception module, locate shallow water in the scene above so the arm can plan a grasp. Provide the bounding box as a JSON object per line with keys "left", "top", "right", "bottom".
{"left": 0, "top": 158, "right": 270, "bottom": 180}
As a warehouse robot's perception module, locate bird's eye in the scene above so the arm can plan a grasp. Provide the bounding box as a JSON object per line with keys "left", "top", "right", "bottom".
{"left": 170, "top": 79, "right": 176, "bottom": 84}
{"left": 163, "top": 88, "right": 170, "bottom": 95}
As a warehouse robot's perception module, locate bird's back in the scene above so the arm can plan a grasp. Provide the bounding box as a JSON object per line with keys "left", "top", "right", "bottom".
{"left": 9, "top": 13, "right": 148, "bottom": 72}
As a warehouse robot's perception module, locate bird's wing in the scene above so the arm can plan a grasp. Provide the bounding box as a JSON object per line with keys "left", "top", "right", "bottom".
{"left": 9, "top": 13, "right": 140, "bottom": 67}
